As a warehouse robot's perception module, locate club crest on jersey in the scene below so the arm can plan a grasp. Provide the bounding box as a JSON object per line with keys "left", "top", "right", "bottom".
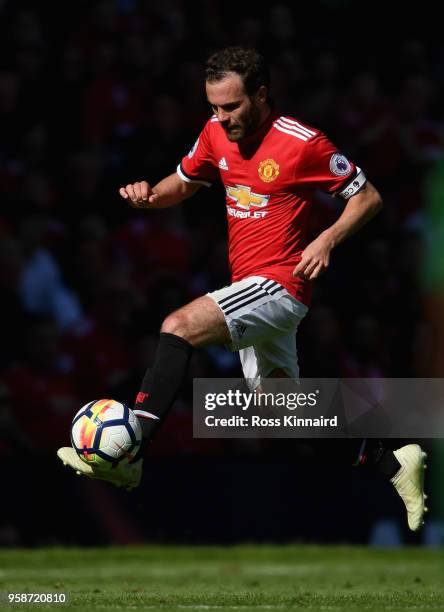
{"left": 258, "top": 158, "right": 280, "bottom": 182}
{"left": 226, "top": 185, "right": 269, "bottom": 210}
{"left": 329, "top": 153, "right": 351, "bottom": 176}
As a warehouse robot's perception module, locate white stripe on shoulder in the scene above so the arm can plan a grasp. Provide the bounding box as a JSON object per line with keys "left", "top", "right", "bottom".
{"left": 276, "top": 118, "right": 312, "bottom": 140}
{"left": 273, "top": 122, "right": 308, "bottom": 141}
{"left": 176, "top": 164, "right": 212, "bottom": 187}
{"left": 279, "top": 116, "right": 317, "bottom": 137}
{"left": 210, "top": 115, "right": 219, "bottom": 122}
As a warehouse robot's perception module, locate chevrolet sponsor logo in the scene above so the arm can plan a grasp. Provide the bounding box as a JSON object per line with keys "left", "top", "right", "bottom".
{"left": 226, "top": 185, "right": 269, "bottom": 210}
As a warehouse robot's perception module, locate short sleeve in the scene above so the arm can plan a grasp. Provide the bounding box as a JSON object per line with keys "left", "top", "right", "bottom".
{"left": 296, "top": 133, "right": 365, "bottom": 197}
{"left": 177, "top": 120, "right": 219, "bottom": 187}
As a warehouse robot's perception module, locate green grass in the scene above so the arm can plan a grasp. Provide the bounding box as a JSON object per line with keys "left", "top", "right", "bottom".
{"left": 0, "top": 546, "right": 443, "bottom": 611}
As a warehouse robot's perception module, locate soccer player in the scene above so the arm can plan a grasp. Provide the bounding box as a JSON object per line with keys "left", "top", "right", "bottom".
{"left": 58, "top": 47, "right": 427, "bottom": 531}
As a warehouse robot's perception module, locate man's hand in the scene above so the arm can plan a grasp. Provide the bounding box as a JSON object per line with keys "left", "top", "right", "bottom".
{"left": 119, "top": 180, "right": 160, "bottom": 208}
{"left": 292, "top": 233, "right": 333, "bottom": 280}
{"left": 119, "top": 173, "right": 202, "bottom": 209}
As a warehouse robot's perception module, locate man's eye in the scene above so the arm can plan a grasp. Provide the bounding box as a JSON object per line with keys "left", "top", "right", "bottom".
{"left": 211, "top": 104, "right": 238, "bottom": 112}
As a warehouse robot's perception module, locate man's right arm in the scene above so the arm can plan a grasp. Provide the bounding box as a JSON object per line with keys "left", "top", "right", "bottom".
{"left": 119, "top": 172, "right": 201, "bottom": 209}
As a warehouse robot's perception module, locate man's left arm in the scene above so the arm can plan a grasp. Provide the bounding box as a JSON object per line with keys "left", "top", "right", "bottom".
{"left": 293, "top": 181, "right": 383, "bottom": 280}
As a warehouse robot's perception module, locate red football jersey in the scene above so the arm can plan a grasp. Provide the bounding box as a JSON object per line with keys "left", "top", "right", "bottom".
{"left": 178, "top": 111, "right": 360, "bottom": 305}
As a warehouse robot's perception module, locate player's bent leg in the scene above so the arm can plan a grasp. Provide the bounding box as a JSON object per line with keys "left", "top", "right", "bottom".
{"left": 134, "top": 296, "right": 231, "bottom": 442}
{"left": 60, "top": 294, "right": 232, "bottom": 491}
{"left": 135, "top": 280, "right": 301, "bottom": 445}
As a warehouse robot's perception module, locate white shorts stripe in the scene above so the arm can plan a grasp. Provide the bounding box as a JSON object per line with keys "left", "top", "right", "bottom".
{"left": 260, "top": 279, "right": 279, "bottom": 290}
{"left": 224, "top": 290, "right": 269, "bottom": 316}
{"left": 220, "top": 286, "right": 266, "bottom": 312}
{"left": 218, "top": 279, "right": 284, "bottom": 317}
{"left": 218, "top": 283, "right": 257, "bottom": 305}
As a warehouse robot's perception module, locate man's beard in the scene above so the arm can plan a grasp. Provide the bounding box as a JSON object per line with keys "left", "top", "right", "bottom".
{"left": 223, "top": 105, "right": 262, "bottom": 142}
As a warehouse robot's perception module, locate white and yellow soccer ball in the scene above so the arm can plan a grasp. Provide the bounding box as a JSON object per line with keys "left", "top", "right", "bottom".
{"left": 70, "top": 399, "right": 142, "bottom": 469}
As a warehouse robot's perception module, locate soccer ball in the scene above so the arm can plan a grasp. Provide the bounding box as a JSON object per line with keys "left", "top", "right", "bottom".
{"left": 70, "top": 399, "right": 142, "bottom": 469}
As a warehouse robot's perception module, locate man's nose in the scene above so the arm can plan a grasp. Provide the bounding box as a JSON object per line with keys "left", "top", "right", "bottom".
{"left": 217, "top": 109, "right": 230, "bottom": 123}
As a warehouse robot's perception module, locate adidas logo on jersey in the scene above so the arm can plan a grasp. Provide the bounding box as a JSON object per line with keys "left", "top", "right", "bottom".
{"left": 218, "top": 157, "right": 229, "bottom": 170}
{"left": 234, "top": 322, "right": 247, "bottom": 338}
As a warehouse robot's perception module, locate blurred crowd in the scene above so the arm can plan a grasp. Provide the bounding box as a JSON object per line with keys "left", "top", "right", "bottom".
{"left": 0, "top": 0, "right": 443, "bottom": 544}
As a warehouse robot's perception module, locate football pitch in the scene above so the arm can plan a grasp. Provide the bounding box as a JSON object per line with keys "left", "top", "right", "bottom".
{"left": 0, "top": 546, "right": 443, "bottom": 611}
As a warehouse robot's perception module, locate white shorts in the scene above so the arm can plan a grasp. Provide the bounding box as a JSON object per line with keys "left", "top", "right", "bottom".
{"left": 207, "top": 276, "right": 308, "bottom": 389}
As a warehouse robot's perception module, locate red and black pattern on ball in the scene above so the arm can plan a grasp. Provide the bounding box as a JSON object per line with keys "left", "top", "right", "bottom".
{"left": 70, "top": 400, "right": 98, "bottom": 456}
{"left": 70, "top": 400, "right": 94, "bottom": 455}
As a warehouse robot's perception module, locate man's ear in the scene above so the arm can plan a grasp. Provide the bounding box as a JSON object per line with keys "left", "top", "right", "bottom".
{"left": 257, "top": 85, "right": 268, "bottom": 105}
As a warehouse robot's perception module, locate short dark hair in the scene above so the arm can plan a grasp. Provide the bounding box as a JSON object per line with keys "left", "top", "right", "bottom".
{"left": 205, "top": 46, "right": 270, "bottom": 97}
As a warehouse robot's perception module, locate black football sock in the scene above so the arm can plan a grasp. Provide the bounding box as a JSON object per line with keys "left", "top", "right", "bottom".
{"left": 133, "top": 332, "right": 194, "bottom": 441}
{"left": 361, "top": 440, "right": 401, "bottom": 479}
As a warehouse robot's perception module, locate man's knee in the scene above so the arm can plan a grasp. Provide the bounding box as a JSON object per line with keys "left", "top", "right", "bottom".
{"left": 160, "top": 311, "right": 189, "bottom": 339}
{"left": 160, "top": 297, "right": 230, "bottom": 347}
